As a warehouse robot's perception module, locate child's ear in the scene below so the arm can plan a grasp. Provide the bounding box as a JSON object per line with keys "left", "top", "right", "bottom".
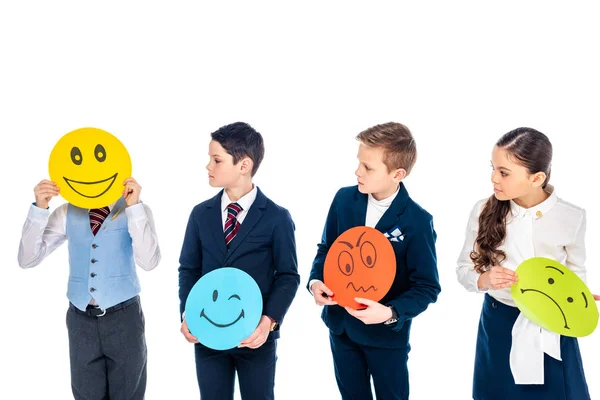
{"left": 530, "top": 171, "right": 547, "bottom": 188}
{"left": 392, "top": 168, "right": 407, "bottom": 182}
{"left": 240, "top": 157, "right": 254, "bottom": 175}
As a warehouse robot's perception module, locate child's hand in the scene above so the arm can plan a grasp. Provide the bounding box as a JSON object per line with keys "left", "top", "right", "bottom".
{"left": 33, "top": 180, "right": 59, "bottom": 209}
{"left": 123, "top": 177, "right": 141, "bottom": 206}
{"left": 478, "top": 266, "right": 518, "bottom": 290}
{"left": 239, "top": 315, "right": 271, "bottom": 349}
{"left": 180, "top": 318, "right": 199, "bottom": 344}
{"left": 345, "top": 298, "right": 393, "bottom": 325}
{"left": 593, "top": 294, "right": 600, "bottom": 301}
{"left": 311, "top": 280, "right": 338, "bottom": 306}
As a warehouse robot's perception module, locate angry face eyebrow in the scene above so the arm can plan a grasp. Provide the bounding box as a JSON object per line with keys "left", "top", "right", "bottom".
{"left": 356, "top": 231, "right": 367, "bottom": 247}
{"left": 339, "top": 241, "right": 353, "bottom": 249}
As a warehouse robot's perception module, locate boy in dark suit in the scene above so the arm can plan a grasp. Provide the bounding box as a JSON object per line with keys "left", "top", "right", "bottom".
{"left": 308, "top": 122, "right": 441, "bottom": 400}
{"left": 178, "top": 122, "right": 300, "bottom": 400}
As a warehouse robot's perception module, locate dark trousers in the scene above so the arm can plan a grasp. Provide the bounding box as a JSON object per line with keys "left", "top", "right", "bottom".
{"left": 194, "top": 339, "right": 277, "bottom": 400}
{"left": 66, "top": 296, "right": 147, "bottom": 400}
{"left": 330, "top": 331, "right": 410, "bottom": 400}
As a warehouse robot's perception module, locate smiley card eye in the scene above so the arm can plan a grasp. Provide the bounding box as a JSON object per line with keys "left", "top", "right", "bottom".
{"left": 228, "top": 294, "right": 241, "bottom": 300}
{"left": 95, "top": 144, "right": 106, "bottom": 162}
{"left": 70, "top": 147, "right": 83, "bottom": 165}
{"left": 567, "top": 297, "right": 574, "bottom": 303}
{"left": 212, "top": 290, "right": 218, "bottom": 302}
{"left": 338, "top": 251, "right": 354, "bottom": 276}
{"left": 360, "top": 241, "right": 377, "bottom": 268}
{"left": 548, "top": 278, "right": 555, "bottom": 284}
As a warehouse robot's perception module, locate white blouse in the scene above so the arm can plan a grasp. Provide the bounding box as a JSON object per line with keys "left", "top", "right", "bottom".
{"left": 456, "top": 186, "right": 587, "bottom": 384}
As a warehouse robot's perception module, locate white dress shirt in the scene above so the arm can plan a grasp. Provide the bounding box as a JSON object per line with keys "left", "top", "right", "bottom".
{"left": 18, "top": 201, "right": 161, "bottom": 304}
{"left": 220, "top": 185, "right": 258, "bottom": 228}
{"left": 456, "top": 186, "right": 587, "bottom": 384}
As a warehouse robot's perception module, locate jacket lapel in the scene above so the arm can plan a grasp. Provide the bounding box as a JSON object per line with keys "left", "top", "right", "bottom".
{"left": 207, "top": 190, "right": 228, "bottom": 258}
{"left": 374, "top": 182, "right": 410, "bottom": 233}
{"left": 353, "top": 189, "right": 368, "bottom": 228}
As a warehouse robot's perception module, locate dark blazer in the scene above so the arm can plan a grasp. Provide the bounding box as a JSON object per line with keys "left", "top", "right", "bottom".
{"left": 308, "top": 183, "right": 441, "bottom": 348}
{"left": 179, "top": 187, "right": 300, "bottom": 339}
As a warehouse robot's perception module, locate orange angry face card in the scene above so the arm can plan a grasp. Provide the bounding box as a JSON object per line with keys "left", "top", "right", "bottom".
{"left": 324, "top": 226, "right": 396, "bottom": 309}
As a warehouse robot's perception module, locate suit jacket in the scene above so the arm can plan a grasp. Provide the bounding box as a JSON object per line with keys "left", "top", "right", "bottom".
{"left": 179, "top": 187, "right": 300, "bottom": 339}
{"left": 308, "top": 183, "right": 441, "bottom": 348}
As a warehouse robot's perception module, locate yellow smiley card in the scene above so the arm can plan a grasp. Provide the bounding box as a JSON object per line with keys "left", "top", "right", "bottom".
{"left": 511, "top": 257, "right": 598, "bottom": 337}
{"left": 48, "top": 127, "right": 131, "bottom": 209}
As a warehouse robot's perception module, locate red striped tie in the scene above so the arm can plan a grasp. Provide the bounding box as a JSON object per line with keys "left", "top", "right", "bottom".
{"left": 89, "top": 207, "right": 110, "bottom": 236}
{"left": 224, "top": 203, "right": 242, "bottom": 247}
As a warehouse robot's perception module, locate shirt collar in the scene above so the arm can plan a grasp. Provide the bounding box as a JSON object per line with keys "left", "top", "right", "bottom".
{"left": 510, "top": 185, "right": 558, "bottom": 220}
{"left": 87, "top": 201, "right": 117, "bottom": 212}
{"left": 221, "top": 185, "right": 258, "bottom": 213}
{"left": 367, "top": 185, "right": 400, "bottom": 207}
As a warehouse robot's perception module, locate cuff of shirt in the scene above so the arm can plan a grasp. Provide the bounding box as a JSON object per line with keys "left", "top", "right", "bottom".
{"left": 125, "top": 202, "right": 147, "bottom": 221}
{"left": 467, "top": 269, "right": 488, "bottom": 293}
{"left": 308, "top": 279, "right": 321, "bottom": 295}
{"left": 29, "top": 203, "right": 50, "bottom": 222}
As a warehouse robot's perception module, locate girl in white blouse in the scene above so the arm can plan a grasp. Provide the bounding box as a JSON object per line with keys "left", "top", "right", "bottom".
{"left": 457, "top": 127, "right": 593, "bottom": 400}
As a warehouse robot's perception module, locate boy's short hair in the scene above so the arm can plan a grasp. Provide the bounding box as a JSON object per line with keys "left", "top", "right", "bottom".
{"left": 356, "top": 122, "right": 417, "bottom": 175}
{"left": 211, "top": 122, "right": 265, "bottom": 176}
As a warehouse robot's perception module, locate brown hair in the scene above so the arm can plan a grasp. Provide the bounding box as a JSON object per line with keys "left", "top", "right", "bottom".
{"left": 470, "top": 127, "right": 552, "bottom": 273}
{"left": 356, "top": 122, "right": 417, "bottom": 175}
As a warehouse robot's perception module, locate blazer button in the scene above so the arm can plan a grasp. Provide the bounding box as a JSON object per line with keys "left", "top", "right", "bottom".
{"left": 92, "top": 244, "right": 98, "bottom": 249}
{"left": 90, "top": 287, "right": 96, "bottom": 292}
{"left": 492, "top": 302, "right": 497, "bottom": 308}
{"left": 90, "top": 273, "right": 96, "bottom": 278}
{"left": 91, "top": 259, "right": 97, "bottom": 263}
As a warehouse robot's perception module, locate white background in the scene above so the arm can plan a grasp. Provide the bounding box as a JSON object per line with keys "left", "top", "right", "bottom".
{"left": 1, "top": 1, "right": 599, "bottom": 399}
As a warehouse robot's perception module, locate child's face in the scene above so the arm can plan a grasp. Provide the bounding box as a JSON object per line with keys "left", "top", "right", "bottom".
{"left": 206, "top": 140, "right": 243, "bottom": 188}
{"left": 490, "top": 146, "right": 540, "bottom": 201}
{"left": 355, "top": 143, "right": 402, "bottom": 197}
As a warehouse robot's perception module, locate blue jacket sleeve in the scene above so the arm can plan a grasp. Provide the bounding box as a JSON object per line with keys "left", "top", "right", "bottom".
{"left": 178, "top": 206, "right": 204, "bottom": 319}
{"left": 386, "top": 214, "right": 441, "bottom": 331}
{"left": 263, "top": 209, "right": 300, "bottom": 324}
{"left": 307, "top": 192, "right": 340, "bottom": 292}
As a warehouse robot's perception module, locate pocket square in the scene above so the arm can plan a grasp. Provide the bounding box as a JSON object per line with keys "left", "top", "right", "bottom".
{"left": 383, "top": 225, "right": 404, "bottom": 242}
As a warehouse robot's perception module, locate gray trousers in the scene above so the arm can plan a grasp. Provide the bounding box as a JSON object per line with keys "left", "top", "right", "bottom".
{"left": 66, "top": 296, "right": 147, "bottom": 400}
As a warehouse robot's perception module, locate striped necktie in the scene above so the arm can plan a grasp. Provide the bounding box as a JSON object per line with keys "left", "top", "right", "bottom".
{"left": 224, "top": 202, "right": 242, "bottom": 247}
{"left": 89, "top": 206, "right": 110, "bottom": 236}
